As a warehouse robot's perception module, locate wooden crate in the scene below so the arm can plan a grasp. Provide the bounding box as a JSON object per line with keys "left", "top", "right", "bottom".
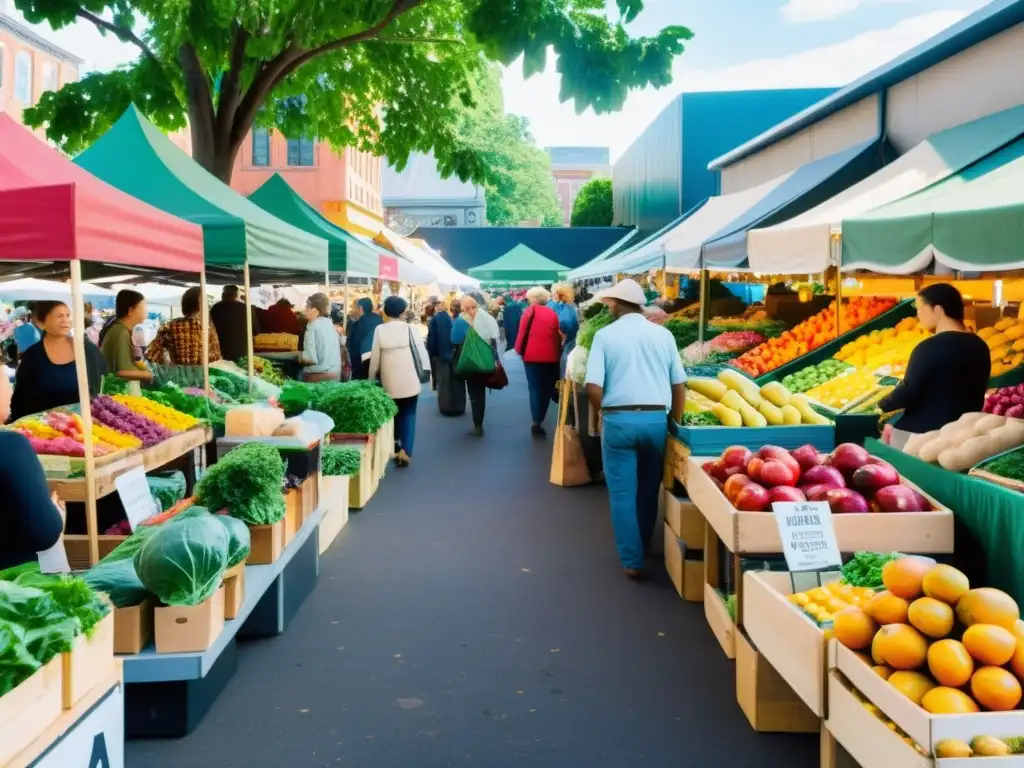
{"left": 247, "top": 520, "right": 284, "bottom": 565}
{"left": 663, "top": 524, "right": 703, "bottom": 602}
{"left": 736, "top": 629, "right": 819, "bottom": 734}
{"left": 319, "top": 475, "right": 350, "bottom": 555}
{"left": 283, "top": 491, "right": 301, "bottom": 545}
{"left": 223, "top": 563, "right": 245, "bottom": 620}
{"left": 0, "top": 658, "right": 62, "bottom": 766}
{"left": 62, "top": 611, "right": 115, "bottom": 709}
{"left": 64, "top": 535, "right": 125, "bottom": 570}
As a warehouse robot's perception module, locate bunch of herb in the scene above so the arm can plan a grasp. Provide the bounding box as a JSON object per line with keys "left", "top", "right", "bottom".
{"left": 12, "top": 571, "right": 110, "bottom": 638}
{"left": 322, "top": 446, "right": 362, "bottom": 476}
{"left": 101, "top": 374, "right": 130, "bottom": 395}
{"left": 980, "top": 446, "right": 1024, "bottom": 482}
{"left": 239, "top": 356, "right": 288, "bottom": 387}
{"left": 144, "top": 385, "right": 227, "bottom": 427}
{"left": 840, "top": 551, "right": 901, "bottom": 589}
{"left": 195, "top": 442, "right": 287, "bottom": 524}
{"left": 578, "top": 309, "right": 615, "bottom": 351}
{"left": 682, "top": 411, "right": 720, "bottom": 427}
{"left": 315, "top": 381, "right": 398, "bottom": 434}
{"left": 278, "top": 382, "right": 316, "bottom": 416}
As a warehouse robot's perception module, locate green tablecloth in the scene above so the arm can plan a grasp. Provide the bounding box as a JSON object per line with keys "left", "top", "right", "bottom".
{"left": 867, "top": 439, "right": 1024, "bottom": 603}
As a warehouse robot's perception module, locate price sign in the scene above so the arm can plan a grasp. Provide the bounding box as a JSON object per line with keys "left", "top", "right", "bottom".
{"left": 772, "top": 501, "right": 842, "bottom": 573}
{"left": 36, "top": 684, "right": 124, "bottom": 767}
{"left": 114, "top": 466, "right": 159, "bottom": 530}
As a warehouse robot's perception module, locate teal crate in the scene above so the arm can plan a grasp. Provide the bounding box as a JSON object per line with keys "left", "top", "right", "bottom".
{"left": 668, "top": 422, "right": 835, "bottom": 455}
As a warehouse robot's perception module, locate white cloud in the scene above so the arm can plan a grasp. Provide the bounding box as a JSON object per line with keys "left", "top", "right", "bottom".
{"left": 780, "top": 0, "right": 918, "bottom": 24}
{"left": 501, "top": 10, "right": 970, "bottom": 161}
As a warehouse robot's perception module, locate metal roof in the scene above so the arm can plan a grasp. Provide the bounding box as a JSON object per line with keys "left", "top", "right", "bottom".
{"left": 0, "top": 11, "right": 84, "bottom": 65}
{"left": 546, "top": 146, "right": 611, "bottom": 168}
{"left": 708, "top": 0, "right": 1024, "bottom": 170}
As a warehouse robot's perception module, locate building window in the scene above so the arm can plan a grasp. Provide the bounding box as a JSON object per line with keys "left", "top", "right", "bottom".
{"left": 14, "top": 52, "right": 32, "bottom": 104}
{"left": 287, "top": 137, "right": 315, "bottom": 167}
{"left": 42, "top": 62, "right": 57, "bottom": 93}
{"left": 251, "top": 128, "right": 270, "bottom": 166}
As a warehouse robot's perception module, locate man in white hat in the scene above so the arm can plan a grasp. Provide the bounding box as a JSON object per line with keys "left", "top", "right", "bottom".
{"left": 584, "top": 279, "right": 686, "bottom": 579}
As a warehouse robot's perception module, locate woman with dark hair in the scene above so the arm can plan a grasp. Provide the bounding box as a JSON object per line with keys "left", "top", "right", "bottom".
{"left": 9, "top": 301, "right": 106, "bottom": 422}
{"left": 879, "top": 284, "right": 991, "bottom": 447}
{"left": 101, "top": 289, "right": 152, "bottom": 383}
{"left": 369, "top": 296, "right": 429, "bottom": 466}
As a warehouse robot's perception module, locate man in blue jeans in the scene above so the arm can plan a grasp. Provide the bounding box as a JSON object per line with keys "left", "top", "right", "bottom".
{"left": 584, "top": 279, "right": 686, "bottom": 579}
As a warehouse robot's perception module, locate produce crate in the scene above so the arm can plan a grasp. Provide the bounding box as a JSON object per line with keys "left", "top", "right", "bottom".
{"left": 223, "top": 562, "right": 245, "bottom": 621}
{"left": 0, "top": 657, "right": 62, "bottom": 766}
{"left": 663, "top": 524, "right": 703, "bottom": 602}
{"left": 247, "top": 520, "right": 285, "bottom": 565}
{"left": 63, "top": 534, "right": 125, "bottom": 570}
{"left": 63, "top": 611, "right": 115, "bottom": 709}
{"left": 969, "top": 444, "right": 1024, "bottom": 493}
{"left": 663, "top": 490, "right": 704, "bottom": 549}
{"left": 668, "top": 423, "right": 836, "bottom": 456}
{"left": 154, "top": 587, "right": 225, "bottom": 653}
{"left": 704, "top": 582, "right": 736, "bottom": 659}
{"left": 283, "top": 490, "right": 301, "bottom": 545}
{"left": 736, "top": 628, "right": 819, "bottom": 733}
{"left": 113, "top": 599, "right": 153, "bottom": 655}
{"left": 318, "top": 474, "right": 350, "bottom": 555}
{"left": 299, "top": 473, "right": 318, "bottom": 521}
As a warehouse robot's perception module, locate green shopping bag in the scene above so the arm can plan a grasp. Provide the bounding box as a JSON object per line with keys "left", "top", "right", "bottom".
{"left": 455, "top": 327, "right": 496, "bottom": 376}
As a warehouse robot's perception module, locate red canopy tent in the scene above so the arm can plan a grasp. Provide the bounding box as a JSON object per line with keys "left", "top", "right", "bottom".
{"left": 0, "top": 115, "right": 203, "bottom": 272}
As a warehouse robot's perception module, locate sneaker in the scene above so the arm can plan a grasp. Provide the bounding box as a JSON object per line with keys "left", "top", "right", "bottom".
{"left": 531, "top": 424, "right": 546, "bottom": 437}
{"left": 468, "top": 427, "right": 484, "bottom": 437}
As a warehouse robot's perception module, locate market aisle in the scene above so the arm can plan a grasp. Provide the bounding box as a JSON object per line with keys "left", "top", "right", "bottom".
{"left": 129, "top": 357, "right": 819, "bottom": 768}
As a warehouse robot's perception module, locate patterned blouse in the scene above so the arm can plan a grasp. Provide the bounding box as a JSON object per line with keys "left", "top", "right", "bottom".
{"left": 145, "top": 316, "right": 222, "bottom": 366}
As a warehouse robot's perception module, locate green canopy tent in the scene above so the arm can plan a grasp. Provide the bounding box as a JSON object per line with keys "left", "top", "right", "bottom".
{"left": 467, "top": 244, "right": 568, "bottom": 285}
{"left": 75, "top": 106, "right": 328, "bottom": 283}
{"left": 842, "top": 135, "right": 1024, "bottom": 274}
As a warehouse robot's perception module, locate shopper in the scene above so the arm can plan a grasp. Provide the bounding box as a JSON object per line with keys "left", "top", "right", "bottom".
{"left": 348, "top": 298, "right": 381, "bottom": 380}
{"left": 298, "top": 293, "right": 342, "bottom": 382}
{"left": 369, "top": 296, "right": 430, "bottom": 467}
{"left": 100, "top": 289, "right": 152, "bottom": 383}
{"left": 263, "top": 297, "right": 303, "bottom": 336}
{"left": 0, "top": 372, "right": 65, "bottom": 569}
{"left": 515, "top": 286, "right": 562, "bottom": 437}
{"left": 13, "top": 306, "right": 41, "bottom": 357}
{"left": 879, "top": 283, "right": 991, "bottom": 447}
{"left": 145, "top": 287, "right": 222, "bottom": 366}
{"left": 584, "top": 279, "right": 686, "bottom": 579}
{"left": 454, "top": 292, "right": 500, "bottom": 436}
{"left": 502, "top": 296, "right": 523, "bottom": 361}
{"left": 9, "top": 301, "right": 107, "bottom": 422}
{"left": 210, "top": 285, "right": 261, "bottom": 363}
{"left": 550, "top": 283, "right": 581, "bottom": 379}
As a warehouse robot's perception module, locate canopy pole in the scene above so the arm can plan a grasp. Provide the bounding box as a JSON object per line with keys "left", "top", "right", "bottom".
{"left": 697, "top": 268, "right": 709, "bottom": 347}
{"left": 343, "top": 272, "right": 350, "bottom": 334}
{"left": 200, "top": 269, "right": 210, "bottom": 395}
{"left": 70, "top": 260, "right": 99, "bottom": 566}
{"left": 244, "top": 262, "right": 254, "bottom": 394}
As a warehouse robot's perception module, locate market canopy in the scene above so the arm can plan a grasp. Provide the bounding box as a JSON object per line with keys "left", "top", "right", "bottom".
{"left": 0, "top": 278, "right": 115, "bottom": 302}
{"left": 565, "top": 229, "right": 640, "bottom": 281}
{"left": 467, "top": 244, "right": 568, "bottom": 284}
{"left": 374, "top": 228, "right": 478, "bottom": 290}
{"left": 747, "top": 105, "right": 1024, "bottom": 273}
{"left": 842, "top": 134, "right": 1024, "bottom": 273}
{"left": 701, "top": 139, "right": 888, "bottom": 270}
{"left": 574, "top": 214, "right": 689, "bottom": 279}
{"left": 74, "top": 106, "right": 327, "bottom": 280}
{"left": 0, "top": 114, "right": 203, "bottom": 275}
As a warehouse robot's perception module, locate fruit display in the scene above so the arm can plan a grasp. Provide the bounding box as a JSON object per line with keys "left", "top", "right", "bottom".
{"left": 701, "top": 443, "right": 935, "bottom": 513}
{"left": 805, "top": 369, "right": 881, "bottom": 412}
{"left": 730, "top": 296, "right": 898, "bottom": 377}
{"left": 834, "top": 559, "right": 1024, "bottom": 715}
{"left": 685, "top": 370, "right": 831, "bottom": 427}
{"left": 849, "top": 684, "right": 930, "bottom": 757}
{"left": 788, "top": 579, "right": 877, "bottom": 627}
{"left": 984, "top": 384, "right": 1024, "bottom": 418}
{"left": 780, "top": 359, "right": 853, "bottom": 394}
{"left": 253, "top": 332, "right": 298, "bottom": 351}
{"left": 847, "top": 385, "right": 896, "bottom": 416}
{"left": 834, "top": 317, "right": 931, "bottom": 377}
{"left": 980, "top": 317, "right": 1024, "bottom": 377}
{"left": 905, "top": 412, "right": 1024, "bottom": 472}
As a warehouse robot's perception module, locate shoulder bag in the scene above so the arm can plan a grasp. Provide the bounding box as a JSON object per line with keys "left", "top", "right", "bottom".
{"left": 517, "top": 309, "right": 536, "bottom": 359}
{"left": 407, "top": 326, "right": 431, "bottom": 384}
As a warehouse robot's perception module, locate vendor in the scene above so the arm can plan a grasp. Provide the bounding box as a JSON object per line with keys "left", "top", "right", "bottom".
{"left": 879, "top": 284, "right": 991, "bottom": 448}
{"left": 263, "top": 297, "right": 303, "bottom": 336}
{"left": 347, "top": 298, "right": 381, "bottom": 380}
{"left": 0, "top": 372, "right": 65, "bottom": 569}
{"left": 9, "top": 301, "right": 106, "bottom": 422}
{"left": 299, "top": 293, "right": 342, "bottom": 382}
{"left": 145, "top": 287, "right": 222, "bottom": 366}
{"left": 100, "top": 289, "right": 153, "bottom": 383}
{"left": 211, "top": 285, "right": 261, "bottom": 363}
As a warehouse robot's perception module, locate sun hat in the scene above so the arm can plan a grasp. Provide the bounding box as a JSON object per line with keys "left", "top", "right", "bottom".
{"left": 593, "top": 278, "right": 648, "bottom": 308}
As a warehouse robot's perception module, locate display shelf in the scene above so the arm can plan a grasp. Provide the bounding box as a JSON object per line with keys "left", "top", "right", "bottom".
{"left": 48, "top": 426, "right": 213, "bottom": 502}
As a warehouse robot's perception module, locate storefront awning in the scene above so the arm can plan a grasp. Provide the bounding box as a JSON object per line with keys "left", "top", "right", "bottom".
{"left": 468, "top": 244, "right": 568, "bottom": 284}
{"left": 570, "top": 215, "right": 688, "bottom": 279}
{"left": 842, "top": 134, "right": 1024, "bottom": 274}
{"left": 702, "top": 140, "right": 888, "bottom": 270}
{"left": 748, "top": 105, "right": 1024, "bottom": 274}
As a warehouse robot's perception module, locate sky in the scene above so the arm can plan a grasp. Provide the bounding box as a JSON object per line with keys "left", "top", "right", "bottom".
{"left": 4, "top": 0, "right": 995, "bottom": 161}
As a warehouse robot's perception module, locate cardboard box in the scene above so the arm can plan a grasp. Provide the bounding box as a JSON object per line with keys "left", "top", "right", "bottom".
{"left": 247, "top": 520, "right": 284, "bottom": 565}
{"left": 743, "top": 571, "right": 828, "bottom": 717}
{"left": 736, "top": 629, "right": 819, "bottom": 733}
{"left": 113, "top": 599, "right": 153, "bottom": 655}
{"left": 155, "top": 587, "right": 225, "bottom": 653}
{"left": 704, "top": 584, "right": 736, "bottom": 659}
{"left": 663, "top": 491, "right": 704, "bottom": 549}
{"left": 319, "top": 475, "right": 350, "bottom": 554}
{"left": 62, "top": 611, "right": 115, "bottom": 709}
{"left": 687, "top": 456, "right": 954, "bottom": 555}
{"left": 663, "top": 525, "right": 703, "bottom": 602}
{"left": 223, "top": 563, "right": 245, "bottom": 620}
{"left": 283, "top": 492, "right": 301, "bottom": 545}
{"left": 0, "top": 658, "right": 62, "bottom": 765}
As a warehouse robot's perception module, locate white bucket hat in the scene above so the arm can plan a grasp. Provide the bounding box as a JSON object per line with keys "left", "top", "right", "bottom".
{"left": 593, "top": 278, "right": 648, "bottom": 309}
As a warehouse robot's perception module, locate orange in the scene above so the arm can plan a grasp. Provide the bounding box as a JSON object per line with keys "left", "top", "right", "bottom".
{"left": 971, "top": 666, "right": 1022, "bottom": 711}
{"left": 921, "top": 687, "right": 979, "bottom": 714}
{"left": 887, "top": 670, "right": 936, "bottom": 705}
{"left": 907, "top": 597, "right": 955, "bottom": 639}
{"left": 922, "top": 565, "right": 970, "bottom": 605}
{"left": 875, "top": 624, "right": 928, "bottom": 670}
{"left": 871, "top": 631, "right": 886, "bottom": 665}
{"left": 833, "top": 607, "right": 878, "bottom": 651}
{"left": 962, "top": 624, "right": 1017, "bottom": 666}
{"left": 882, "top": 557, "right": 934, "bottom": 600}
{"left": 865, "top": 591, "right": 909, "bottom": 625}
{"left": 872, "top": 665, "right": 893, "bottom": 680}
{"left": 957, "top": 588, "right": 1020, "bottom": 630}
{"left": 927, "top": 640, "right": 974, "bottom": 688}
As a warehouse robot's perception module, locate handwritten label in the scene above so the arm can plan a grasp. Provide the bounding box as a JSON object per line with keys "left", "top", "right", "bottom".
{"left": 114, "top": 466, "right": 159, "bottom": 530}
{"left": 772, "top": 501, "right": 842, "bottom": 573}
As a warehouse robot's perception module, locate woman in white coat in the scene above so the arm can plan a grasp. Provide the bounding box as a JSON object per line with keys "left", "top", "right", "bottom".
{"left": 369, "top": 296, "right": 431, "bottom": 467}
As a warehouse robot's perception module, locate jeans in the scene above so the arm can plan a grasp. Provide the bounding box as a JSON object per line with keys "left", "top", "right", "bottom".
{"left": 600, "top": 410, "right": 667, "bottom": 570}
{"left": 523, "top": 362, "right": 559, "bottom": 425}
{"left": 466, "top": 376, "right": 486, "bottom": 428}
{"left": 394, "top": 395, "right": 419, "bottom": 456}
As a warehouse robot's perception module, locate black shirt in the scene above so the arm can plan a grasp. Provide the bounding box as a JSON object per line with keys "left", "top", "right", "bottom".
{"left": 210, "top": 301, "right": 261, "bottom": 363}
{"left": 879, "top": 331, "right": 991, "bottom": 434}
{"left": 9, "top": 339, "right": 106, "bottom": 423}
{"left": 0, "top": 431, "right": 64, "bottom": 570}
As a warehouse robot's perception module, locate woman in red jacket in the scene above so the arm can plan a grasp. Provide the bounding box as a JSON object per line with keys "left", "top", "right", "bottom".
{"left": 515, "top": 286, "right": 562, "bottom": 437}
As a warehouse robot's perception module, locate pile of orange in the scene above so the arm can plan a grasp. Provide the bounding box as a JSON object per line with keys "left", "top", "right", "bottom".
{"left": 833, "top": 559, "right": 1024, "bottom": 714}
{"left": 732, "top": 296, "right": 897, "bottom": 377}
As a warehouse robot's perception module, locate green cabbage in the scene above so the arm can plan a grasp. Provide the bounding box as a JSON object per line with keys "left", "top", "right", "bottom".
{"left": 214, "top": 514, "right": 251, "bottom": 568}
{"left": 133, "top": 513, "right": 229, "bottom": 606}
{"left": 83, "top": 560, "right": 150, "bottom": 609}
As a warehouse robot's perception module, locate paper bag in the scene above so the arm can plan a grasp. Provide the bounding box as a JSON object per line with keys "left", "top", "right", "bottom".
{"left": 550, "top": 380, "right": 591, "bottom": 487}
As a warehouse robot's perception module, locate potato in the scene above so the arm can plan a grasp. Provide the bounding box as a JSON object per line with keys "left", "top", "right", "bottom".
{"left": 904, "top": 429, "right": 940, "bottom": 458}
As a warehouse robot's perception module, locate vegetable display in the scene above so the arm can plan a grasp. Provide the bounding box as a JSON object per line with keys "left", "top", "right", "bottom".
{"left": 111, "top": 394, "right": 200, "bottom": 431}
{"left": 133, "top": 510, "right": 229, "bottom": 607}
{"left": 144, "top": 385, "right": 227, "bottom": 428}
{"left": 279, "top": 380, "right": 397, "bottom": 435}
{"left": 984, "top": 384, "right": 1024, "bottom": 418}
{"left": 840, "top": 551, "right": 901, "bottom": 589}
{"left": 980, "top": 316, "right": 1024, "bottom": 377}
{"left": 805, "top": 369, "right": 881, "bottom": 412}
{"left": 91, "top": 396, "right": 173, "bottom": 447}
{"left": 781, "top": 359, "right": 853, "bottom": 394}
{"left": 239, "top": 356, "right": 288, "bottom": 387}
{"left": 834, "top": 317, "right": 930, "bottom": 377}
{"left": 11, "top": 411, "right": 119, "bottom": 457}
{"left": 905, "top": 412, "right": 1024, "bottom": 472}
{"left": 195, "top": 442, "right": 287, "bottom": 525}
{"left": 322, "top": 445, "right": 362, "bottom": 477}
{"left": 685, "top": 370, "right": 830, "bottom": 427}
{"left": 977, "top": 446, "right": 1024, "bottom": 483}
{"left": 578, "top": 307, "right": 614, "bottom": 351}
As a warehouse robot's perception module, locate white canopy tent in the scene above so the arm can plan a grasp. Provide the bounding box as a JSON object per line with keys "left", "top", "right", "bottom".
{"left": 0, "top": 278, "right": 115, "bottom": 302}
{"left": 375, "top": 227, "right": 479, "bottom": 291}
{"left": 351, "top": 234, "right": 436, "bottom": 286}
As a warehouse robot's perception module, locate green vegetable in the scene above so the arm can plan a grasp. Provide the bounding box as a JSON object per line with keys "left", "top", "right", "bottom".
{"left": 195, "top": 442, "right": 287, "bottom": 524}
{"left": 980, "top": 446, "right": 1024, "bottom": 482}
{"left": 144, "top": 385, "right": 228, "bottom": 428}
{"left": 0, "top": 618, "right": 44, "bottom": 696}
{"left": 239, "top": 356, "right": 288, "bottom": 387}
{"left": 682, "top": 411, "right": 720, "bottom": 426}
{"left": 578, "top": 308, "right": 614, "bottom": 351}
{"left": 82, "top": 560, "right": 150, "bottom": 609}
{"left": 147, "top": 471, "right": 186, "bottom": 512}
{"left": 279, "top": 380, "right": 397, "bottom": 435}
{"left": 213, "top": 514, "right": 251, "bottom": 568}
{"left": 725, "top": 592, "right": 738, "bottom": 622}
{"left": 322, "top": 445, "right": 362, "bottom": 477}
{"left": 840, "top": 551, "right": 901, "bottom": 589}
{"left": 101, "top": 374, "right": 130, "bottom": 395}
{"left": 133, "top": 512, "right": 229, "bottom": 606}
{"left": 11, "top": 571, "right": 109, "bottom": 639}
{"left": 99, "top": 525, "right": 161, "bottom": 564}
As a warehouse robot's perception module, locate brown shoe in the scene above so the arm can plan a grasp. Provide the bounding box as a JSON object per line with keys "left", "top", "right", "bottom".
{"left": 396, "top": 449, "right": 411, "bottom": 467}
{"left": 624, "top": 568, "right": 642, "bottom": 580}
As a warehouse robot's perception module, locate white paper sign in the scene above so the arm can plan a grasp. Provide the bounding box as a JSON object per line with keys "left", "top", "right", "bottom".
{"left": 114, "top": 466, "right": 159, "bottom": 530}
{"left": 772, "top": 501, "right": 842, "bottom": 573}
{"left": 37, "top": 540, "right": 70, "bottom": 574}
{"left": 36, "top": 683, "right": 124, "bottom": 768}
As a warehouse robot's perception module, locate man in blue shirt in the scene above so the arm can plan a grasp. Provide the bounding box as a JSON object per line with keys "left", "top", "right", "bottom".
{"left": 585, "top": 279, "right": 686, "bottom": 578}
{"left": 13, "top": 308, "right": 41, "bottom": 358}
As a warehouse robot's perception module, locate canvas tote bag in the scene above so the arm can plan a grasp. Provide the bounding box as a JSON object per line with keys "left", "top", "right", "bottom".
{"left": 550, "top": 378, "right": 591, "bottom": 487}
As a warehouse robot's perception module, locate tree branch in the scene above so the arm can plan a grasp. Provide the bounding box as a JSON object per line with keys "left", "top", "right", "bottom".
{"left": 374, "top": 36, "right": 464, "bottom": 45}
{"left": 178, "top": 43, "right": 217, "bottom": 170}
{"left": 216, "top": 21, "right": 250, "bottom": 147}
{"left": 76, "top": 9, "right": 159, "bottom": 63}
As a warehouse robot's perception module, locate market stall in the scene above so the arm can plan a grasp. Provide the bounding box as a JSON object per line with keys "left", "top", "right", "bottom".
{"left": 467, "top": 244, "right": 569, "bottom": 286}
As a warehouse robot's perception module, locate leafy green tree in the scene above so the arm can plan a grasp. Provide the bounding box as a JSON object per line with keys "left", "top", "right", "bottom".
{"left": 570, "top": 177, "right": 613, "bottom": 226}
{"left": 17, "top": 0, "right": 692, "bottom": 183}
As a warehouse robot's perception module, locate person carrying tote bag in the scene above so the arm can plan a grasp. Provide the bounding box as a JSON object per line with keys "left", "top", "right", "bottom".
{"left": 550, "top": 378, "right": 591, "bottom": 487}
